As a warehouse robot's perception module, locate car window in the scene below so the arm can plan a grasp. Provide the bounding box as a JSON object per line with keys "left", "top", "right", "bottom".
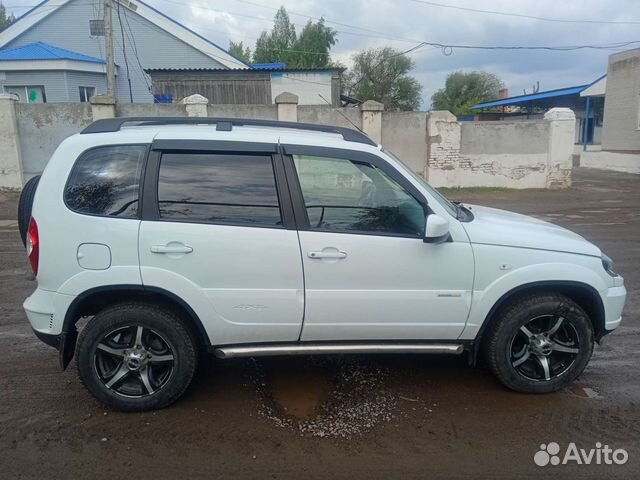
{"left": 157, "top": 153, "right": 282, "bottom": 227}
{"left": 383, "top": 148, "right": 458, "bottom": 218}
{"left": 293, "top": 154, "right": 425, "bottom": 236}
{"left": 65, "top": 145, "right": 146, "bottom": 218}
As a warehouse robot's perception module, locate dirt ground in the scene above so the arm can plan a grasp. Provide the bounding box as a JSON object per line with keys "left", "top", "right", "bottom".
{"left": 0, "top": 167, "right": 638, "bottom": 479}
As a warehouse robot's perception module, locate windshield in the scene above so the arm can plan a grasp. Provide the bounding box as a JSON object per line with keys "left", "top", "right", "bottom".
{"left": 383, "top": 149, "right": 458, "bottom": 218}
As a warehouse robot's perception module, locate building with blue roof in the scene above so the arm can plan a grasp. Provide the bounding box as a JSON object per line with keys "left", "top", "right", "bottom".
{"left": 0, "top": 0, "right": 248, "bottom": 103}
{"left": 471, "top": 76, "right": 607, "bottom": 150}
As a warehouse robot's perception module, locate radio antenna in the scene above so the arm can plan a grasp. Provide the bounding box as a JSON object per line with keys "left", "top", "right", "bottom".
{"left": 318, "top": 94, "right": 367, "bottom": 135}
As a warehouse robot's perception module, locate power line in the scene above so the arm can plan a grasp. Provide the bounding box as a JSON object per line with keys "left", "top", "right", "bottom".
{"left": 115, "top": 0, "right": 133, "bottom": 102}
{"left": 121, "top": 6, "right": 352, "bottom": 61}
{"left": 6, "top": 0, "right": 640, "bottom": 61}
{"left": 150, "top": 0, "right": 640, "bottom": 54}
{"left": 230, "top": 0, "right": 423, "bottom": 44}
{"left": 348, "top": 42, "right": 432, "bottom": 97}
{"left": 153, "top": 0, "right": 419, "bottom": 43}
{"left": 420, "top": 40, "right": 640, "bottom": 54}
{"left": 7, "top": 1, "right": 640, "bottom": 54}
{"left": 121, "top": 4, "right": 152, "bottom": 91}
{"left": 118, "top": 9, "right": 249, "bottom": 67}
{"left": 408, "top": 0, "right": 640, "bottom": 25}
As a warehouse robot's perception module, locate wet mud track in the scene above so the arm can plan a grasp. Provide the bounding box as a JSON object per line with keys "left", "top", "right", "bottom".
{"left": 1, "top": 168, "right": 639, "bottom": 479}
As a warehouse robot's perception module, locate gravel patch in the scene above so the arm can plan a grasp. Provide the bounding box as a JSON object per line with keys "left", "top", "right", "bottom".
{"left": 251, "top": 357, "right": 399, "bottom": 438}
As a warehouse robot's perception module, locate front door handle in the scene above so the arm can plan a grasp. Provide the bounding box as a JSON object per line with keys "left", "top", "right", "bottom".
{"left": 151, "top": 244, "right": 193, "bottom": 254}
{"left": 308, "top": 250, "right": 347, "bottom": 259}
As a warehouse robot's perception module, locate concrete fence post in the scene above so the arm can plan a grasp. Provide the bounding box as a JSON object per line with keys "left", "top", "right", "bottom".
{"left": 183, "top": 94, "right": 209, "bottom": 117}
{"left": 90, "top": 95, "right": 116, "bottom": 121}
{"left": 361, "top": 100, "right": 384, "bottom": 144}
{"left": 425, "top": 111, "right": 460, "bottom": 186}
{"left": 544, "top": 108, "right": 575, "bottom": 188}
{"left": 275, "top": 92, "right": 298, "bottom": 122}
{"left": 0, "top": 93, "right": 24, "bottom": 189}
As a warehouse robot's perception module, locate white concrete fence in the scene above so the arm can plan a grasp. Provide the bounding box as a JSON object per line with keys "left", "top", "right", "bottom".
{"left": 0, "top": 92, "right": 576, "bottom": 190}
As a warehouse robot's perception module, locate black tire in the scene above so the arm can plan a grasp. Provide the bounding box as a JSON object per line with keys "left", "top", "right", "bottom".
{"left": 483, "top": 292, "right": 594, "bottom": 393}
{"left": 76, "top": 302, "right": 198, "bottom": 411}
{"left": 18, "top": 175, "right": 40, "bottom": 248}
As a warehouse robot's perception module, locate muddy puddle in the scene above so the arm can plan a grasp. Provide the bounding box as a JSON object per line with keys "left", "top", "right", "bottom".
{"left": 250, "top": 356, "right": 399, "bottom": 438}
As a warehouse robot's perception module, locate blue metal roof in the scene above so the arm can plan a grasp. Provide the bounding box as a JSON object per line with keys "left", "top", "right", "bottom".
{"left": 0, "top": 42, "right": 105, "bottom": 63}
{"left": 250, "top": 62, "right": 286, "bottom": 70}
{"left": 472, "top": 85, "right": 588, "bottom": 109}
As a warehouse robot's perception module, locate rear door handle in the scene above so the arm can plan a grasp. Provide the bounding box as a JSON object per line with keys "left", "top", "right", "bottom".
{"left": 308, "top": 250, "right": 347, "bottom": 259}
{"left": 150, "top": 244, "right": 193, "bottom": 254}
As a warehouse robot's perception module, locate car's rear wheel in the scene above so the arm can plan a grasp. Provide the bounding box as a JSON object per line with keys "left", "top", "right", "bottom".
{"left": 484, "top": 292, "right": 594, "bottom": 393}
{"left": 76, "top": 302, "right": 198, "bottom": 411}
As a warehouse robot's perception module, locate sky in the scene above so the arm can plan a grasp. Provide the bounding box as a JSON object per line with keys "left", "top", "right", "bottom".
{"left": 4, "top": 0, "right": 640, "bottom": 108}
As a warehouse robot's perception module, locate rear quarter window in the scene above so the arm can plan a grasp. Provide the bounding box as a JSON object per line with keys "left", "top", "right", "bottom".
{"left": 64, "top": 145, "right": 147, "bottom": 218}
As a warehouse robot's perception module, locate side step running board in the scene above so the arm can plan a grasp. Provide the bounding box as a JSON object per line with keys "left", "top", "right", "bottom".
{"left": 213, "top": 343, "right": 464, "bottom": 359}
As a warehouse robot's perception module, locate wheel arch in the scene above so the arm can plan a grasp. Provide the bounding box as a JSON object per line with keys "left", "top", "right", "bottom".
{"left": 63, "top": 284, "right": 211, "bottom": 348}
{"left": 471, "top": 280, "right": 605, "bottom": 365}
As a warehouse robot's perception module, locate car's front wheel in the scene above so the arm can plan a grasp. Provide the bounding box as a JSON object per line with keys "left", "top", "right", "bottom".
{"left": 484, "top": 292, "right": 594, "bottom": 393}
{"left": 76, "top": 302, "right": 198, "bottom": 411}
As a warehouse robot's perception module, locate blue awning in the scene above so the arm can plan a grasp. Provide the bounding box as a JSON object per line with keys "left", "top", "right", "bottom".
{"left": 472, "top": 85, "right": 588, "bottom": 109}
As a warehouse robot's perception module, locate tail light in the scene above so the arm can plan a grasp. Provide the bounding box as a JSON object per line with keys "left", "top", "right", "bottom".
{"left": 26, "top": 218, "right": 39, "bottom": 275}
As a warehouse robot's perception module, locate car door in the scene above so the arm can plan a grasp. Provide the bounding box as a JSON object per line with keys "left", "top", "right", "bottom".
{"left": 138, "top": 140, "right": 304, "bottom": 345}
{"left": 282, "top": 145, "right": 474, "bottom": 341}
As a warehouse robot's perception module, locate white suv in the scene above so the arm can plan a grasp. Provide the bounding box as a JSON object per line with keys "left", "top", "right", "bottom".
{"left": 21, "top": 117, "right": 626, "bottom": 411}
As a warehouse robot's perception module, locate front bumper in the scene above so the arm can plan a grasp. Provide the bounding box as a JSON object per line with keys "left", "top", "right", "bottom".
{"left": 603, "top": 284, "right": 626, "bottom": 331}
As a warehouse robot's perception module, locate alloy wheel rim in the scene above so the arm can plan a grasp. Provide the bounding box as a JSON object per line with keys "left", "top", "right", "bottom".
{"left": 94, "top": 325, "right": 175, "bottom": 398}
{"left": 509, "top": 314, "right": 580, "bottom": 382}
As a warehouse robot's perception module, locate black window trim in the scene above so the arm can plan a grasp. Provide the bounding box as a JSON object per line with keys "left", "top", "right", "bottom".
{"left": 63, "top": 143, "right": 150, "bottom": 220}
{"left": 281, "top": 144, "right": 432, "bottom": 239}
{"left": 142, "top": 142, "right": 295, "bottom": 230}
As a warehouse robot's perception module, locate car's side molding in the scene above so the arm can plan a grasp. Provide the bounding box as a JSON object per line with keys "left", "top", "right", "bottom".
{"left": 214, "top": 342, "right": 464, "bottom": 358}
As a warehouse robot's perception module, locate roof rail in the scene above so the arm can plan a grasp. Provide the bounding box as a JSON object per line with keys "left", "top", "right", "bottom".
{"left": 80, "top": 117, "right": 376, "bottom": 146}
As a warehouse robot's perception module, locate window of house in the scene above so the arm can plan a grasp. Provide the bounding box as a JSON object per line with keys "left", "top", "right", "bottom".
{"left": 79, "top": 86, "right": 96, "bottom": 103}
{"left": 293, "top": 154, "right": 425, "bottom": 236}
{"left": 65, "top": 145, "right": 146, "bottom": 218}
{"left": 157, "top": 153, "right": 282, "bottom": 227}
{"left": 4, "top": 86, "right": 46, "bottom": 103}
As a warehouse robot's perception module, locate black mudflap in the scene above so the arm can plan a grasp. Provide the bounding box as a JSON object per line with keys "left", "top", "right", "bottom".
{"left": 59, "top": 329, "right": 78, "bottom": 370}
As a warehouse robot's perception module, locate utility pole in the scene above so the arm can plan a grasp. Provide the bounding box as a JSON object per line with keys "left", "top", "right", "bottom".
{"left": 104, "top": 0, "right": 116, "bottom": 100}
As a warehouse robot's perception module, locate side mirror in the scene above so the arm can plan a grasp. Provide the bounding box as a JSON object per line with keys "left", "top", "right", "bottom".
{"left": 423, "top": 214, "right": 450, "bottom": 244}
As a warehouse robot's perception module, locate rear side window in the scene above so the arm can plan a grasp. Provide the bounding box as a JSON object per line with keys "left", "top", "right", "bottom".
{"left": 65, "top": 145, "right": 146, "bottom": 218}
{"left": 157, "top": 153, "right": 282, "bottom": 227}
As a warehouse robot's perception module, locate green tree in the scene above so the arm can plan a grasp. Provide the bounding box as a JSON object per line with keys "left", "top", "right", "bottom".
{"left": 0, "top": 2, "right": 16, "bottom": 30}
{"left": 288, "top": 18, "right": 337, "bottom": 68}
{"left": 346, "top": 47, "right": 422, "bottom": 111}
{"left": 253, "top": 7, "right": 297, "bottom": 64}
{"left": 228, "top": 40, "right": 252, "bottom": 63}
{"left": 431, "top": 71, "right": 503, "bottom": 115}
{"left": 252, "top": 7, "right": 337, "bottom": 68}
